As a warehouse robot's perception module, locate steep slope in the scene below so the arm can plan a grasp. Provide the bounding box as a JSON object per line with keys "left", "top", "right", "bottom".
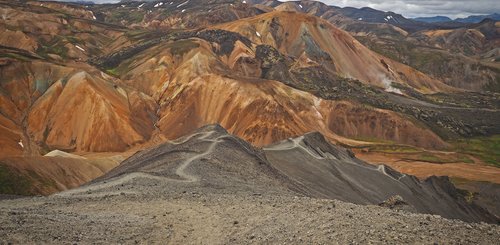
{"left": 0, "top": 1, "right": 159, "bottom": 156}
{"left": 0, "top": 153, "right": 122, "bottom": 195}
{"left": 418, "top": 19, "right": 500, "bottom": 57}
{"left": 62, "top": 125, "right": 497, "bottom": 223}
{"left": 264, "top": 132, "right": 496, "bottom": 223}
{"left": 0, "top": 0, "right": 128, "bottom": 60}
{"left": 99, "top": 28, "right": 447, "bottom": 149}
{"left": 27, "top": 71, "right": 157, "bottom": 152}
{"left": 90, "top": 124, "right": 294, "bottom": 193}
{"left": 250, "top": 0, "right": 466, "bottom": 32}
{"left": 0, "top": 55, "right": 157, "bottom": 155}
{"left": 87, "top": 0, "right": 263, "bottom": 29}
{"left": 155, "top": 72, "right": 447, "bottom": 148}
{"left": 213, "top": 11, "right": 452, "bottom": 93}
{"left": 256, "top": 0, "right": 499, "bottom": 91}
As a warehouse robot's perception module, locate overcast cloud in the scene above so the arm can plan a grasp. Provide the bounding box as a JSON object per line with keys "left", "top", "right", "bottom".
{"left": 284, "top": 0, "right": 500, "bottom": 18}
{"left": 58, "top": 0, "right": 499, "bottom": 19}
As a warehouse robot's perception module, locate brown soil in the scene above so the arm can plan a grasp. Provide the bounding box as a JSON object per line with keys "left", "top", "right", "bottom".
{"left": 355, "top": 151, "right": 500, "bottom": 184}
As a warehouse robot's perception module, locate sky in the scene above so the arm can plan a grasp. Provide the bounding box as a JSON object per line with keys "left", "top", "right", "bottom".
{"left": 58, "top": 0, "right": 500, "bottom": 19}
{"left": 283, "top": 0, "right": 500, "bottom": 18}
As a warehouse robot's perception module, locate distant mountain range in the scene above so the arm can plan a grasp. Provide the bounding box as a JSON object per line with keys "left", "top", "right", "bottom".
{"left": 414, "top": 13, "right": 500, "bottom": 23}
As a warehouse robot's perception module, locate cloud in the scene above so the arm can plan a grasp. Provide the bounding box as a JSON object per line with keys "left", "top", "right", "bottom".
{"left": 283, "top": 0, "right": 500, "bottom": 18}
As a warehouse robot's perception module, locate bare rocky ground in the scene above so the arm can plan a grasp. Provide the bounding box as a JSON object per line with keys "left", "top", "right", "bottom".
{"left": 1, "top": 189, "right": 499, "bottom": 244}
{"left": 0, "top": 125, "right": 499, "bottom": 244}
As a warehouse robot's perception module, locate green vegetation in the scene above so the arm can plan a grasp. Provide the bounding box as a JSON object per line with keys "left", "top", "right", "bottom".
{"left": 453, "top": 135, "right": 500, "bottom": 167}
{"left": 457, "top": 188, "right": 475, "bottom": 203}
{"left": 0, "top": 52, "right": 33, "bottom": 62}
{"left": 365, "top": 144, "right": 421, "bottom": 154}
{"left": 0, "top": 163, "right": 58, "bottom": 196}
{"left": 106, "top": 68, "right": 120, "bottom": 77}
{"left": 364, "top": 143, "right": 476, "bottom": 164}
{"left": 0, "top": 164, "right": 32, "bottom": 195}
{"left": 108, "top": 10, "right": 144, "bottom": 24}
{"left": 402, "top": 152, "right": 474, "bottom": 164}
{"left": 65, "top": 36, "right": 82, "bottom": 45}
{"left": 36, "top": 39, "right": 69, "bottom": 59}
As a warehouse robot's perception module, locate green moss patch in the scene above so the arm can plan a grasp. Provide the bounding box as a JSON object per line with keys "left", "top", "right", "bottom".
{"left": 365, "top": 144, "right": 422, "bottom": 154}
{"left": 402, "top": 152, "right": 474, "bottom": 164}
{"left": 0, "top": 163, "right": 58, "bottom": 196}
{"left": 453, "top": 135, "right": 500, "bottom": 167}
{"left": 0, "top": 164, "right": 33, "bottom": 196}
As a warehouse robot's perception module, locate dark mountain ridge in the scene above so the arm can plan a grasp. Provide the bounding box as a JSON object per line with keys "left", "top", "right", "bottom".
{"left": 91, "top": 124, "right": 498, "bottom": 223}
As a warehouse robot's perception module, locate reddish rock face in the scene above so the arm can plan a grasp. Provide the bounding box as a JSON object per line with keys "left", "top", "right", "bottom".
{"left": 0, "top": 58, "right": 156, "bottom": 156}
{"left": 212, "top": 11, "right": 454, "bottom": 94}
{"left": 28, "top": 71, "right": 157, "bottom": 152}
{"left": 155, "top": 73, "right": 446, "bottom": 149}
{"left": 0, "top": 1, "right": 496, "bottom": 169}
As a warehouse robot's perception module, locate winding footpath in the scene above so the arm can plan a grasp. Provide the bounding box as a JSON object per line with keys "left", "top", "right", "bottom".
{"left": 59, "top": 130, "right": 226, "bottom": 196}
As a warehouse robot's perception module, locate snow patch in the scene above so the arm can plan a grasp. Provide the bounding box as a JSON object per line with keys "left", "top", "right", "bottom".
{"left": 75, "top": 45, "right": 85, "bottom": 52}
{"left": 299, "top": 4, "right": 303, "bottom": 8}
{"left": 45, "top": 150, "right": 86, "bottom": 159}
{"left": 18, "top": 140, "right": 23, "bottom": 148}
{"left": 358, "top": 18, "right": 363, "bottom": 21}
{"left": 154, "top": 2, "right": 164, "bottom": 8}
{"left": 242, "top": 0, "right": 247, "bottom": 3}
{"left": 177, "top": 0, "right": 189, "bottom": 8}
{"left": 138, "top": 3, "right": 145, "bottom": 8}
{"left": 313, "top": 97, "right": 322, "bottom": 108}
{"left": 256, "top": 31, "right": 261, "bottom": 37}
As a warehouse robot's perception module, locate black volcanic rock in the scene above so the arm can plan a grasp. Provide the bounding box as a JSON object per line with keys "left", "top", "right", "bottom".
{"left": 195, "top": 29, "right": 252, "bottom": 55}
{"left": 91, "top": 125, "right": 497, "bottom": 223}
{"left": 263, "top": 131, "right": 498, "bottom": 223}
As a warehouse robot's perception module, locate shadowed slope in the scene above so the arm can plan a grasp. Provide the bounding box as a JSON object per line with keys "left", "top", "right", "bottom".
{"left": 82, "top": 125, "right": 496, "bottom": 223}
{"left": 264, "top": 132, "right": 497, "bottom": 223}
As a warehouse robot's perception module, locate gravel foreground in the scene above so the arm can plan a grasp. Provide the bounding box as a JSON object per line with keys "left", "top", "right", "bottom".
{"left": 0, "top": 189, "right": 499, "bottom": 244}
